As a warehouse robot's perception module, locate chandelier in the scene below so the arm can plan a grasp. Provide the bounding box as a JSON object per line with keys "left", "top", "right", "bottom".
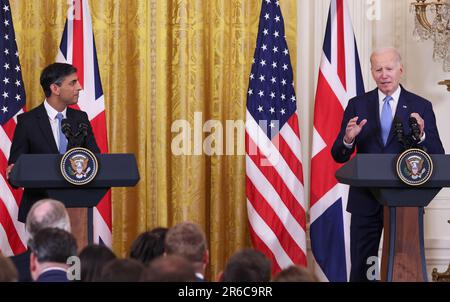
{"left": 411, "top": 0, "right": 450, "bottom": 73}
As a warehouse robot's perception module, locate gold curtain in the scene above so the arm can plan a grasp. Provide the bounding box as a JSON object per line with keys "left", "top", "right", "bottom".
{"left": 10, "top": 0, "right": 297, "bottom": 279}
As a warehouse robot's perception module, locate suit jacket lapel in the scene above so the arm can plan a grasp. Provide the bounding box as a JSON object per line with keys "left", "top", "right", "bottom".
{"left": 36, "top": 104, "right": 59, "bottom": 153}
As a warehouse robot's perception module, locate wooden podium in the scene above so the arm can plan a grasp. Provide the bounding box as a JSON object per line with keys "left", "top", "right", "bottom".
{"left": 9, "top": 153, "right": 139, "bottom": 249}
{"left": 336, "top": 154, "right": 450, "bottom": 281}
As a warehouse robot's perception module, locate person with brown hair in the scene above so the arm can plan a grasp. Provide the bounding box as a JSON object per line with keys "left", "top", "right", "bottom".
{"left": 164, "top": 222, "right": 208, "bottom": 281}
{"left": 272, "top": 265, "right": 318, "bottom": 282}
{"left": 0, "top": 253, "right": 18, "bottom": 282}
{"left": 78, "top": 244, "right": 116, "bottom": 282}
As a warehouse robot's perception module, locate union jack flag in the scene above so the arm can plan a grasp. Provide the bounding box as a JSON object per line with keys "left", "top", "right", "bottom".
{"left": 0, "top": 0, "right": 27, "bottom": 256}
{"left": 310, "top": 0, "right": 364, "bottom": 281}
{"left": 246, "top": 0, "right": 306, "bottom": 274}
{"left": 56, "top": 0, "right": 111, "bottom": 246}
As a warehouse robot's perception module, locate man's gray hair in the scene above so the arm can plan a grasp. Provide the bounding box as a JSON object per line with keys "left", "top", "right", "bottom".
{"left": 25, "top": 199, "right": 71, "bottom": 239}
{"left": 370, "top": 47, "right": 402, "bottom": 66}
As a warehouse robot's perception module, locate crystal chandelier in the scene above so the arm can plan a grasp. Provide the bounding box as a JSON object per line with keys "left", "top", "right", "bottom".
{"left": 411, "top": 0, "right": 450, "bottom": 72}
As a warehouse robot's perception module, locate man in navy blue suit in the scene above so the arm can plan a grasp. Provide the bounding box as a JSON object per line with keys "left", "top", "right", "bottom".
{"left": 6, "top": 63, "right": 99, "bottom": 223}
{"left": 29, "top": 227, "right": 77, "bottom": 282}
{"left": 332, "top": 47, "right": 445, "bottom": 282}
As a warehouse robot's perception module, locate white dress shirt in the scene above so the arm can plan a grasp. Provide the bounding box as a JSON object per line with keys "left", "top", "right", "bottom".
{"left": 43, "top": 100, "right": 67, "bottom": 150}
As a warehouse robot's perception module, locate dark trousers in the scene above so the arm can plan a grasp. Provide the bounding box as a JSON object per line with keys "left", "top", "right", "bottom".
{"left": 349, "top": 208, "right": 383, "bottom": 282}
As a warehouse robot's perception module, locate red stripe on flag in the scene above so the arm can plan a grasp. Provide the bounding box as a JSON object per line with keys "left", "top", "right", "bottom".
{"left": 90, "top": 111, "right": 109, "bottom": 153}
{"left": 247, "top": 177, "right": 307, "bottom": 266}
{"left": 72, "top": 0, "right": 84, "bottom": 87}
{"left": 313, "top": 71, "right": 345, "bottom": 143}
{"left": 246, "top": 134, "right": 306, "bottom": 228}
{"left": 3, "top": 118, "right": 17, "bottom": 142}
{"left": 0, "top": 151, "right": 23, "bottom": 207}
{"left": 95, "top": 190, "right": 111, "bottom": 230}
{"left": 277, "top": 135, "right": 304, "bottom": 184}
{"left": 337, "top": 0, "right": 346, "bottom": 89}
{"left": 0, "top": 198, "right": 26, "bottom": 254}
{"left": 247, "top": 217, "right": 282, "bottom": 275}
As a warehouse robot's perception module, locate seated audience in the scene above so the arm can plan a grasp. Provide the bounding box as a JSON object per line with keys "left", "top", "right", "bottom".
{"left": 0, "top": 253, "right": 18, "bottom": 282}
{"left": 129, "top": 227, "right": 168, "bottom": 264}
{"left": 10, "top": 198, "right": 71, "bottom": 282}
{"left": 220, "top": 248, "right": 271, "bottom": 282}
{"left": 141, "top": 255, "right": 196, "bottom": 282}
{"left": 164, "top": 222, "right": 209, "bottom": 281}
{"left": 272, "top": 265, "right": 318, "bottom": 282}
{"left": 98, "top": 258, "right": 145, "bottom": 282}
{"left": 78, "top": 244, "right": 116, "bottom": 282}
{"left": 29, "top": 228, "right": 77, "bottom": 282}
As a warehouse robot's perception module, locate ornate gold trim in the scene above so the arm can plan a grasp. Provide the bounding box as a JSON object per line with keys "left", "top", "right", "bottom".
{"left": 438, "top": 80, "right": 450, "bottom": 92}
{"left": 432, "top": 264, "right": 450, "bottom": 282}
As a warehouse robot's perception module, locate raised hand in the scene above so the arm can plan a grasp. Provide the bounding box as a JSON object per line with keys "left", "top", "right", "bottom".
{"left": 344, "top": 116, "right": 367, "bottom": 144}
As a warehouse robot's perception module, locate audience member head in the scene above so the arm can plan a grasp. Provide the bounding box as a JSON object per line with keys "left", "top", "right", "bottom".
{"left": 141, "top": 255, "right": 196, "bottom": 282}
{"left": 164, "top": 222, "right": 208, "bottom": 277}
{"left": 0, "top": 252, "right": 18, "bottom": 282}
{"left": 221, "top": 248, "right": 271, "bottom": 282}
{"left": 25, "top": 198, "right": 71, "bottom": 240}
{"left": 29, "top": 228, "right": 77, "bottom": 281}
{"left": 98, "top": 259, "right": 145, "bottom": 282}
{"left": 79, "top": 244, "right": 117, "bottom": 282}
{"left": 272, "top": 265, "right": 318, "bottom": 282}
{"left": 129, "top": 227, "right": 168, "bottom": 264}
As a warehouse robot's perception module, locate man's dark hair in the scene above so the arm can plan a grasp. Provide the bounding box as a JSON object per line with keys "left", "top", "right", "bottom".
{"left": 98, "top": 259, "right": 145, "bottom": 282}
{"left": 29, "top": 227, "right": 77, "bottom": 263}
{"left": 272, "top": 265, "right": 318, "bottom": 282}
{"left": 140, "top": 255, "right": 196, "bottom": 282}
{"left": 129, "top": 227, "right": 168, "bottom": 264}
{"left": 221, "top": 248, "right": 271, "bottom": 282}
{"left": 79, "top": 244, "right": 116, "bottom": 282}
{"left": 40, "top": 63, "right": 77, "bottom": 97}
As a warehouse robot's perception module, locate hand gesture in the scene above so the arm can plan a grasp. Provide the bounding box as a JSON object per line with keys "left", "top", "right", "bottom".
{"left": 344, "top": 116, "right": 367, "bottom": 144}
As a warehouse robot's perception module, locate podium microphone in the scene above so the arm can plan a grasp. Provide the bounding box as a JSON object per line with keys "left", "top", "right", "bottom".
{"left": 61, "top": 119, "right": 72, "bottom": 139}
{"left": 409, "top": 116, "right": 421, "bottom": 141}
{"left": 78, "top": 122, "right": 88, "bottom": 137}
{"left": 393, "top": 117, "right": 408, "bottom": 150}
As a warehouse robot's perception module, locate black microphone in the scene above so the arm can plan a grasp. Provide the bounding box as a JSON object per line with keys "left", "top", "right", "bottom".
{"left": 61, "top": 119, "right": 72, "bottom": 139}
{"left": 409, "top": 116, "right": 421, "bottom": 141}
{"left": 393, "top": 117, "right": 408, "bottom": 150}
{"left": 78, "top": 123, "right": 88, "bottom": 137}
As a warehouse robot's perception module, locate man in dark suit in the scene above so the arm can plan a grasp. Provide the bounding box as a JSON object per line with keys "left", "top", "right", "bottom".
{"left": 331, "top": 47, "right": 445, "bottom": 281}
{"left": 6, "top": 63, "right": 100, "bottom": 223}
{"left": 10, "top": 198, "right": 71, "bottom": 282}
{"left": 29, "top": 227, "right": 77, "bottom": 282}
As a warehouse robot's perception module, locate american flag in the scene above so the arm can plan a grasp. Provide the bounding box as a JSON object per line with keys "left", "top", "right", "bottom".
{"left": 310, "top": 0, "right": 364, "bottom": 281}
{"left": 246, "top": 0, "right": 306, "bottom": 274}
{"left": 56, "top": 0, "right": 111, "bottom": 246}
{"left": 0, "top": 0, "right": 27, "bottom": 256}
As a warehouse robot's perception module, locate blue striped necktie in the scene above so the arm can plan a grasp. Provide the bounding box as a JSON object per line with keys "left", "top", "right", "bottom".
{"left": 56, "top": 113, "right": 68, "bottom": 154}
{"left": 380, "top": 96, "right": 393, "bottom": 145}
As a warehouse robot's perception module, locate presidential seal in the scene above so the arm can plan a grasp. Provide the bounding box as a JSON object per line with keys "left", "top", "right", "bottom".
{"left": 396, "top": 148, "right": 433, "bottom": 186}
{"left": 60, "top": 147, "right": 98, "bottom": 185}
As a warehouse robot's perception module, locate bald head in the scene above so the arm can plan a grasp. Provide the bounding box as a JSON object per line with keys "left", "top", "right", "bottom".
{"left": 25, "top": 199, "right": 71, "bottom": 239}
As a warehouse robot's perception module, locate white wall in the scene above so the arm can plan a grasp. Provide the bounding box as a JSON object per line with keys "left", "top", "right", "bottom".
{"left": 296, "top": 0, "right": 450, "bottom": 280}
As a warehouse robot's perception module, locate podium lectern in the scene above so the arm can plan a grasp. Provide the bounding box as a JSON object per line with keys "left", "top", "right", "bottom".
{"left": 336, "top": 154, "right": 450, "bottom": 282}
{"left": 9, "top": 153, "right": 139, "bottom": 244}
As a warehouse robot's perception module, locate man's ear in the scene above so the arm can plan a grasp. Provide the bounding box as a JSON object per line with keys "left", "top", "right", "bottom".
{"left": 30, "top": 252, "right": 38, "bottom": 280}
{"left": 50, "top": 83, "right": 60, "bottom": 96}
